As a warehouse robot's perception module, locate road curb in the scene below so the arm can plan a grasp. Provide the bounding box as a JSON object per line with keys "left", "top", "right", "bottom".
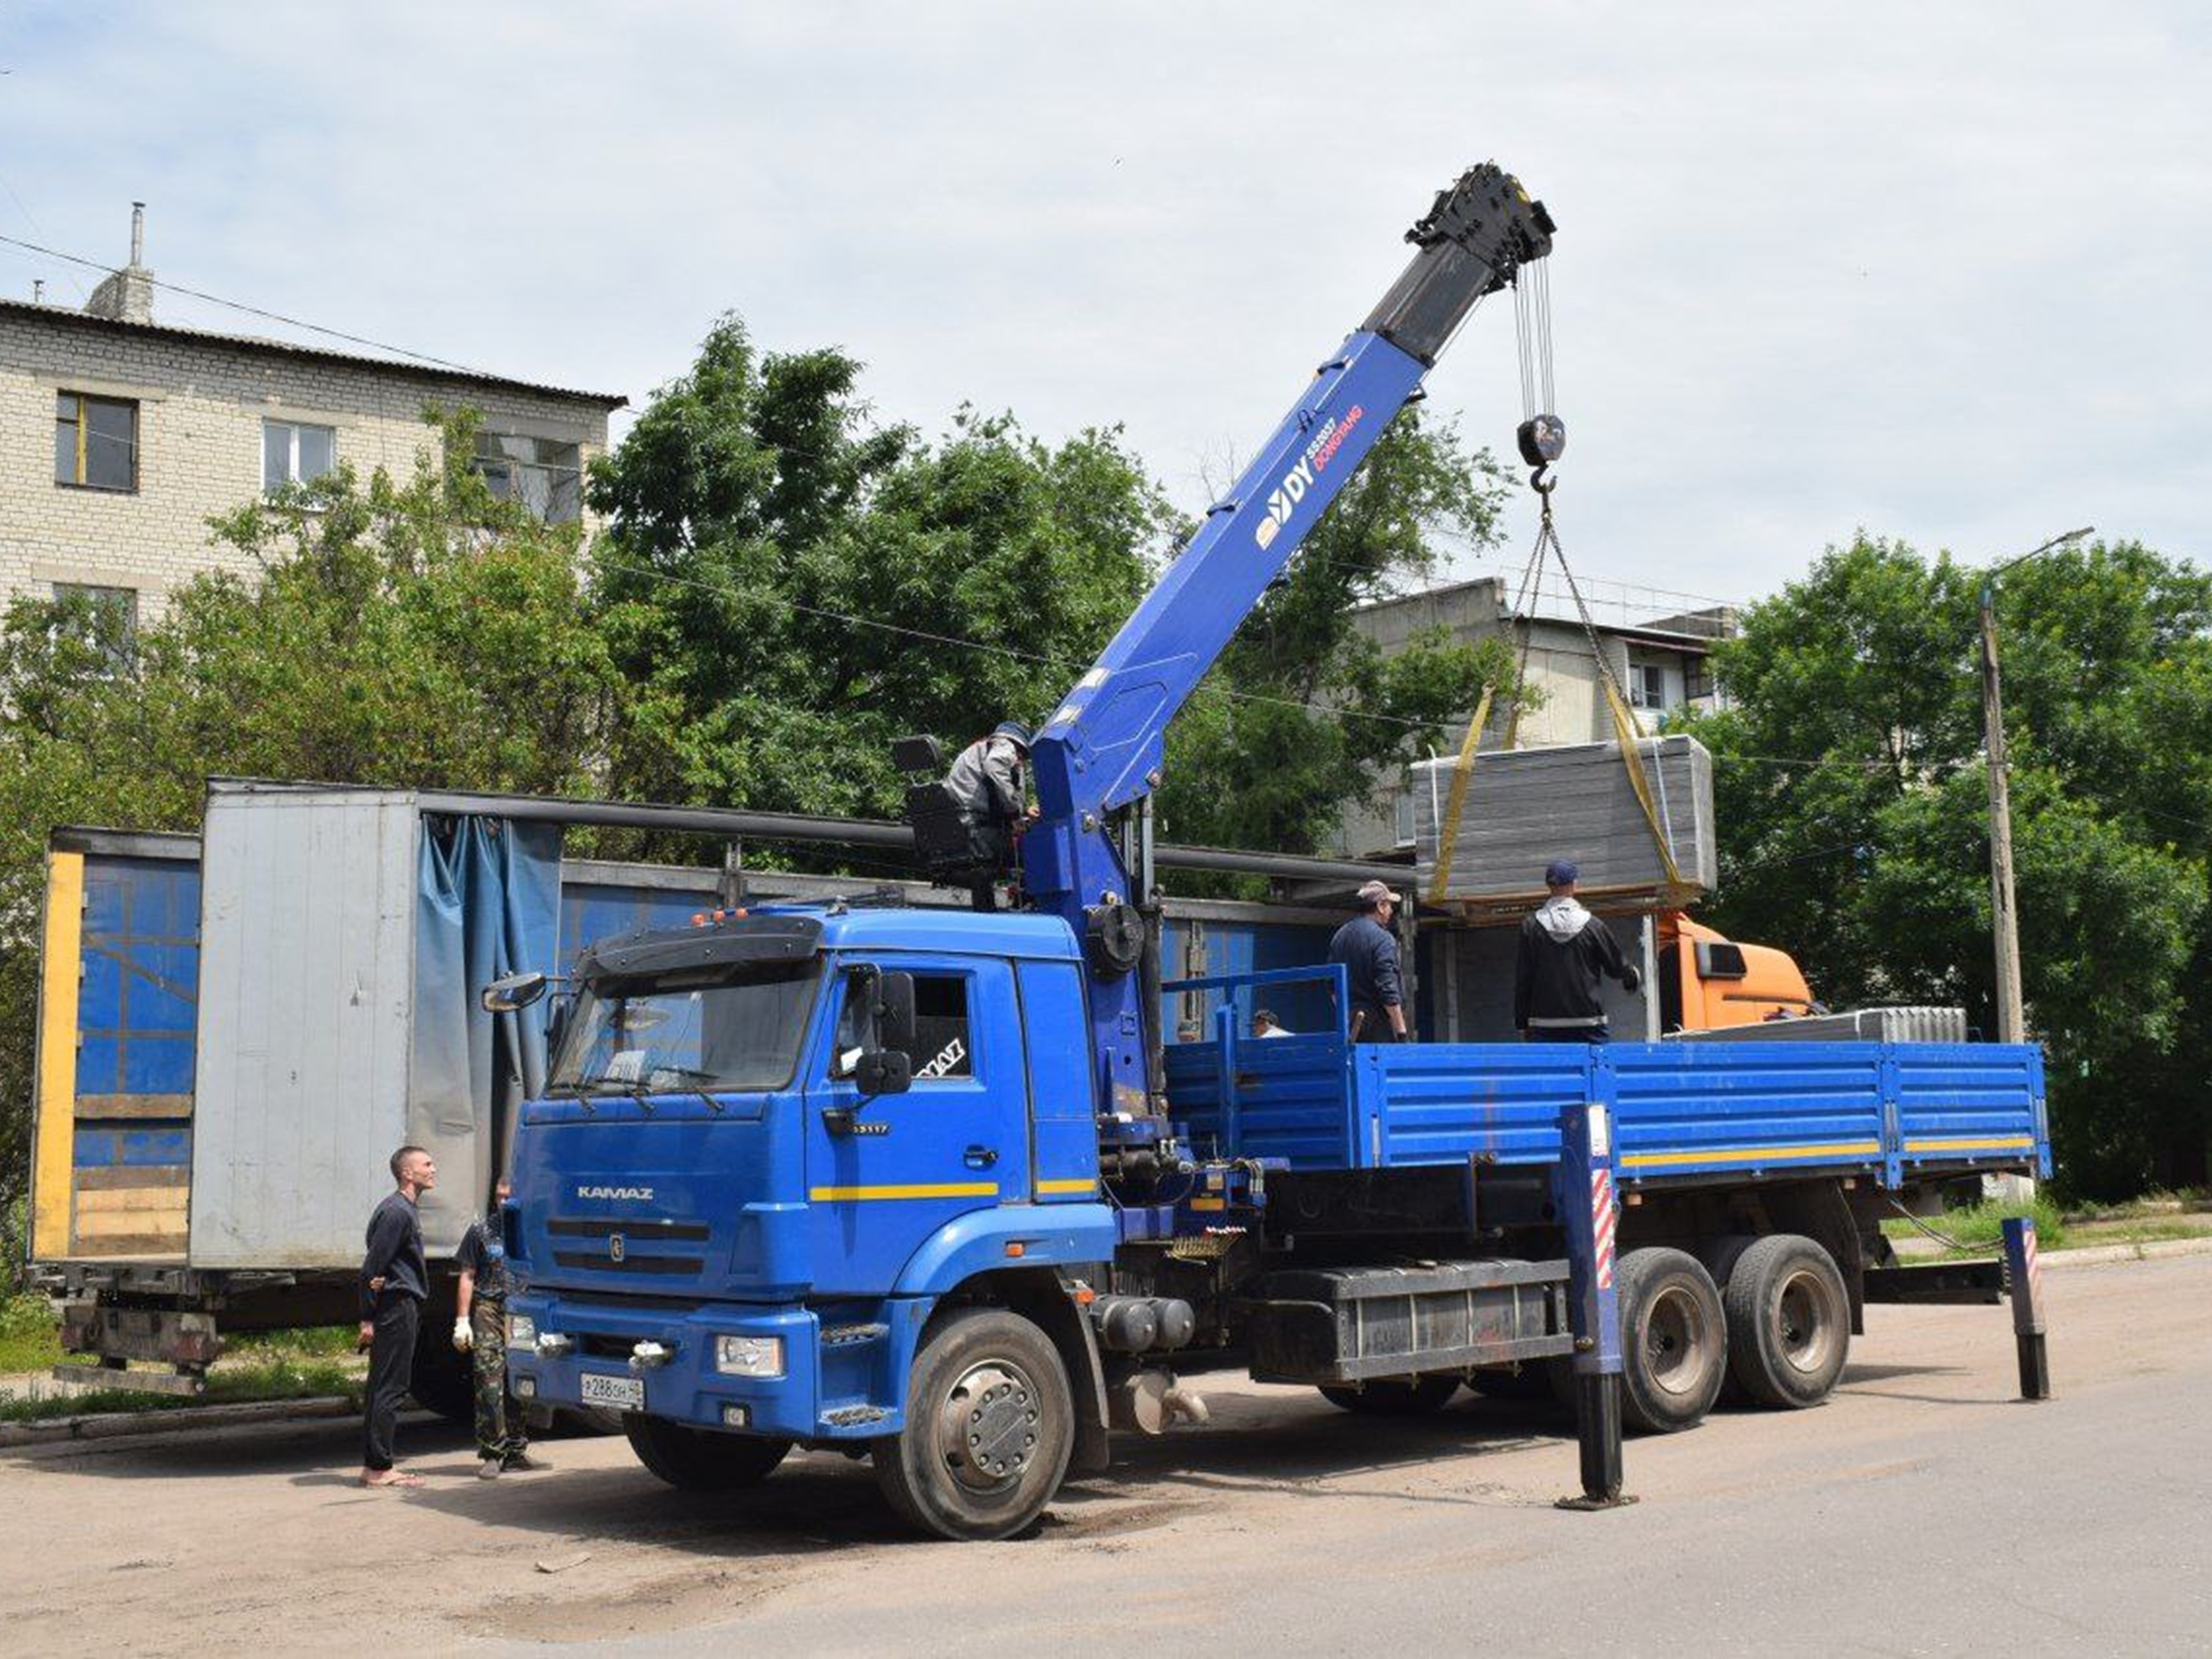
{"left": 2038, "top": 1235, "right": 2212, "bottom": 1270}
{"left": 0, "top": 1394, "right": 359, "bottom": 1451}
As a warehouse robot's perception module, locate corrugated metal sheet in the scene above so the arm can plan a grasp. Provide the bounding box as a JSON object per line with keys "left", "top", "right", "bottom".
{"left": 189, "top": 789, "right": 419, "bottom": 1268}
{"left": 1411, "top": 734, "right": 1717, "bottom": 907}
{"left": 1669, "top": 1007, "right": 1969, "bottom": 1044}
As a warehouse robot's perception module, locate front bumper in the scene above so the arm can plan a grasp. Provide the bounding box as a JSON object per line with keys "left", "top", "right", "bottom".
{"left": 504, "top": 1292, "right": 911, "bottom": 1442}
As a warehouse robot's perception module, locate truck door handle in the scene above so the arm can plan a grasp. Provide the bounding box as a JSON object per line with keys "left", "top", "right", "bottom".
{"left": 964, "top": 1145, "right": 999, "bottom": 1169}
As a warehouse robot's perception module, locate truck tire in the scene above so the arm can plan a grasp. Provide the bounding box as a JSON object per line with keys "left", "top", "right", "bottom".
{"left": 1318, "top": 1377, "right": 1462, "bottom": 1415}
{"left": 1721, "top": 1233, "right": 1850, "bottom": 1408}
{"left": 873, "top": 1307, "right": 1075, "bottom": 1541}
{"left": 1615, "top": 1247, "right": 1727, "bottom": 1433}
{"left": 623, "top": 1415, "right": 792, "bottom": 1491}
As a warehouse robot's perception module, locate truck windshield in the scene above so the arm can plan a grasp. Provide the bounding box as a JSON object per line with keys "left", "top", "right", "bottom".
{"left": 549, "top": 961, "right": 821, "bottom": 1096}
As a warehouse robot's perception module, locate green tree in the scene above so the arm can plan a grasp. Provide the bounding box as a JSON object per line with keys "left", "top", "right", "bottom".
{"left": 1157, "top": 409, "right": 1524, "bottom": 860}
{"left": 1683, "top": 535, "right": 2212, "bottom": 1197}
{"left": 0, "top": 412, "right": 625, "bottom": 1240}
{"left": 586, "top": 316, "right": 1166, "bottom": 832}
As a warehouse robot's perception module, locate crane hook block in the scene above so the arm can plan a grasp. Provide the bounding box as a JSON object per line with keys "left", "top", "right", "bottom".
{"left": 1517, "top": 414, "right": 1567, "bottom": 470}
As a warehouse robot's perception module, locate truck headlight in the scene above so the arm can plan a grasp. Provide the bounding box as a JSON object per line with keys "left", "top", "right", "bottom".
{"left": 506, "top": 1314, "right": 537, "bottom": 1350}
{"left": 714, "top": 1334, "right": 785, "bottom": 1378}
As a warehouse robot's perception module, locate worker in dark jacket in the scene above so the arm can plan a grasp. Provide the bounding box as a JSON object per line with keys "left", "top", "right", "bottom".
{"left": 1328, "top": 879, "right": 1410, "bottom": 1042}
{"left": 1515, "top": 859, "right": 1641, "bottom": 1042}
{"left": 943, "top": 720, "right": 1037, "bottom": 909}
{"left": 357, "top": 1144, "right": 434, "bottom": 1488}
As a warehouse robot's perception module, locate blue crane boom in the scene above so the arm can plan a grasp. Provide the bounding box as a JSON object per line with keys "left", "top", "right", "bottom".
{"left": 1021, "top": 162, "right": 1557, "bottom": 1116}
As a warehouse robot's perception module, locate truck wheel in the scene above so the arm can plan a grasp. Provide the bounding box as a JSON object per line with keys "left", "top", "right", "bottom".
{"left": 1615, "top": 1247, "right": 1727, "bottom": 1433}
{"left": 873, "top": 1308, "right": 1074, "bottom": 1541}
{"left": 1722, "top": 1233, "right": 1850, "bottom": 1408}
{"left": 1318, "top": 1377, "right": 1462, "bottom": 1415}
{"left": 623, "top": 1415, "right": 792, "bottom": 1491}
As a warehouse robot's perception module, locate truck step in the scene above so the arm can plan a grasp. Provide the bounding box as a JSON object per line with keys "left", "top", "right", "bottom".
{"left": 1245, "top": 1257, "right": 1574, "bottom": 1385}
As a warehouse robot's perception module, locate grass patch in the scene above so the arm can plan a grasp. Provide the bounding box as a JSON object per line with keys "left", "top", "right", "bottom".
{"left": 0, "top": 1356, "right": 363, "bottom": 1425}
{"left": 0, "top": 1292, "right": 64, "bottom": 1374}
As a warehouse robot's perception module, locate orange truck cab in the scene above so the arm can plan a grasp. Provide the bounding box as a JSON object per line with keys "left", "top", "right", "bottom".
{"left": 1655, "top": 911, "right": 1818, "bottom": 1032}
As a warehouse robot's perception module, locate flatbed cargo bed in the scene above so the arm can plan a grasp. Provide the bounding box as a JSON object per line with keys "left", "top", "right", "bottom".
{"left": 1163, "top": 970, "right": 2048, "bottom": 1190}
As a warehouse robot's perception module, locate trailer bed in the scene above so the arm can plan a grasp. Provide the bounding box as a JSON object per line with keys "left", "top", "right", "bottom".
{"left": 1164, "top": 1023, "right": 2047, "bottom": 1189}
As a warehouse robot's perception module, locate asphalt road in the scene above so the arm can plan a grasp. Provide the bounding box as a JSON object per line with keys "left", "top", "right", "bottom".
{"left": 3, "top": 1253, "right": 2206, "bottom": 1656}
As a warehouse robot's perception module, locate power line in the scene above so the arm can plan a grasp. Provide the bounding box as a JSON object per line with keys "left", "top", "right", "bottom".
{"left": 0, "top": 229, "right": 497, "bottom": 376}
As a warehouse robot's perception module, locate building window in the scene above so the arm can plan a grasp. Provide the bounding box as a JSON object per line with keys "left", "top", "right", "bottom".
{"left": 263, "top": 419, "right": 336, "bottom": 489}
{"left": 54, "top": 392, "right": 138, "bottom": 492}
{"left": 50, "top": 584, "right": 138, "bottom": 672}
{"left": 1393, "top": 780, "right": 1417, "bottom": 849}
{"left": 1628, "top": 659, "right": 1669, "bottom": 712}
{"left": 1684, "top": 655, "right": 1712, "bottom": 703}
{"left": 471, "top": 431, "right": 582, "bottom": 524}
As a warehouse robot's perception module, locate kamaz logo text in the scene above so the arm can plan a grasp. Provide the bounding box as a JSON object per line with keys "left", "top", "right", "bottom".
{"left": 576, "top": 1184, "right": 655, "bottom": 1202}
{"left": 1252, "top": 404, "right": 1366, "bottom": 551}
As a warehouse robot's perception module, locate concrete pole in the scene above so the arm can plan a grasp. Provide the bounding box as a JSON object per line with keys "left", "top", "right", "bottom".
{"left": 1979, "top": 584, "right": 2025, "bottom": 1050}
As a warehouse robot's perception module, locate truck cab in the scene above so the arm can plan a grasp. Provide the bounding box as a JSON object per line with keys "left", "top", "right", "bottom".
{"left": 501, "top": 907, "right": 1119, "bottom": 1536}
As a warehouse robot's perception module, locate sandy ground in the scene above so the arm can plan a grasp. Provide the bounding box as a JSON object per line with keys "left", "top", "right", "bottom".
{"left": 3, "top": 1254, "right": 2206, "bottom": 1657}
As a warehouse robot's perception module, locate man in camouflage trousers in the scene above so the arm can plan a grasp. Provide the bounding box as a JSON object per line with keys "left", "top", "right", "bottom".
{"left": 454, "top": 1178, "right": 544, "bottom": 1479}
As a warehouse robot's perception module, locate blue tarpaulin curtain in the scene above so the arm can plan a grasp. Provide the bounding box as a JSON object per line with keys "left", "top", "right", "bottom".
{"left": 411, "top": 816, "right": 563, "bottom": 1219}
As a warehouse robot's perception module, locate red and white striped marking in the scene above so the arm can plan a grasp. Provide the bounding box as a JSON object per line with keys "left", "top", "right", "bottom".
{"left": 1591, "top": 1165, "right": 1617, "bottom": 1290}
{"left": 2023, "top": 1222, "right": 2042, "bottom": 1302}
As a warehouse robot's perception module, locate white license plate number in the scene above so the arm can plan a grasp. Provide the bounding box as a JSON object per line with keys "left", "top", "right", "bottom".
{"left": 579, "top": 1372, "right": 644, "bottom": 1410}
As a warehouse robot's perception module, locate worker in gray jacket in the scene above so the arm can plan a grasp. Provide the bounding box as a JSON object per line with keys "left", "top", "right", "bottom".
{"left": 944, "top": 720, "right": 1037, "bottom": 908}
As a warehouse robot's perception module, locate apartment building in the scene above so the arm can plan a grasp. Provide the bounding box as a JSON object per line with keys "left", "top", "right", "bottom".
{"left": 1, "top": 211, "right": 625, "bottom": 636}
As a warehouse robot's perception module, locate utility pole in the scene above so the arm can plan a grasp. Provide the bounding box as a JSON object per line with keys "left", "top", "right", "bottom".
{"left": 1979, "top": 527, "right": 2091, "bottom": 1197}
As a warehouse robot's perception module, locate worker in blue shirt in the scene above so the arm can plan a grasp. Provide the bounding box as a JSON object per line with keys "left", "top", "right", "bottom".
{"left": 1329, "top": 879, "right": 1410, "bottom": 1042}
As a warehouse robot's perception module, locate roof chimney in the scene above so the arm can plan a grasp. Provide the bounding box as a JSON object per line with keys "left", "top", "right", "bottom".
{"left": 84, "top": 201, "right": 154, "bottom": 325}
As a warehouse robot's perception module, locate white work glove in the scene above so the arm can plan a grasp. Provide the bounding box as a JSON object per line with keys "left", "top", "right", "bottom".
{"left": 452, "top": 1316, "right": 474, "bottom": 1353}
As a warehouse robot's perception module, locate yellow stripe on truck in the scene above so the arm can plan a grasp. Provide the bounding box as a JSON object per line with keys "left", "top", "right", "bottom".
{"left": 1035, "top": 1178, "right": 1098, "bottom": 1195}
{"left": 1903, "top": 1136, "right": 2034, "bottom": 1154}
{"left": 1621, "top": 1140, "right": 1881, "bottom": 1170}
{"left": 31, "top": 851, "right": 85, "bottom": 1260}
{"left": 807, "top": 1182, "right": 999, "bottom": 1203}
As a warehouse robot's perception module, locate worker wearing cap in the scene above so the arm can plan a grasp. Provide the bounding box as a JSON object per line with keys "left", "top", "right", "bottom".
{"left": 1515, "top": 859, "right": 1640, "bottom": 1042}
{"left": 1329, "top": 879, "right": 1410, "bottom": 1042}
{"left": 944, "top": 720, "right": 1038, "bottom": 910}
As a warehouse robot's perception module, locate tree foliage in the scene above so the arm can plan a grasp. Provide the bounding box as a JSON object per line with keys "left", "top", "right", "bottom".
{"left": 1157, "top": 410, "right": 1524, "bottom": 859}
{"left": 1682, "top": 535, "right": 2212, "bottom": 1197}
{"left": 0, "top": 413, "right": 619, "bottom": 1239}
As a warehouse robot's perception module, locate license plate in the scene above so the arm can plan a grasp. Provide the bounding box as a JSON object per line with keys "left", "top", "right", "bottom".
{"left": 579, "top": 1372, "right": 644, "bottom": 1410}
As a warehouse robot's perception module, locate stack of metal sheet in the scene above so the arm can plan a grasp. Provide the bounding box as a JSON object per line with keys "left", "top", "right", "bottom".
{"left": 1410, "top": 733, "right": 1717, "bottom": 911}
{"left": 1669, "top": 1007, "right": 1971, "bottom": 1044}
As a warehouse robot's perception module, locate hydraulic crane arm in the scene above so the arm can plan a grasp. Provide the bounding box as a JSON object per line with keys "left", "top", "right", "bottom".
{"left": 1023, "top": 162, "right": 1556, "bottom": 1116}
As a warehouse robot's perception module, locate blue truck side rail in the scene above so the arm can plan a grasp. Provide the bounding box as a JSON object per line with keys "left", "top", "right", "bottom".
{"left": 1164, "top": 968, "right": 2050, "bottom": 1187}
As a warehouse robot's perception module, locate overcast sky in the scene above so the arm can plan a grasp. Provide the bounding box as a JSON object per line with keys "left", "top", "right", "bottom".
{"left": 2, "top": 3, "right": 2204, "bottom": 610}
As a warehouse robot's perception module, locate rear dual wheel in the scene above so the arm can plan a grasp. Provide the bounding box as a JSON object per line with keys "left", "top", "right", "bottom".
{"left": 1615, "top": 1247, "right": 1728, "bottom": 1433}
{"left": 1720, "top": 1233, "right": 1851, "bottom": 1408}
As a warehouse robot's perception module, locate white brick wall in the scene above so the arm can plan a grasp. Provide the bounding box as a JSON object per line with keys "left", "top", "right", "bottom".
{"left": 0, "top": 309, "right": 616, "bottom": 618}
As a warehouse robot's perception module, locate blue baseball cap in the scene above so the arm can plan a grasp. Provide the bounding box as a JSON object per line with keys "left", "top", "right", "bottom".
{"left": 992, "top": 720, "right": 1034, "bottom": 749}
{"left": 1544, "top": 859, "right": 1580, "bottom": 887}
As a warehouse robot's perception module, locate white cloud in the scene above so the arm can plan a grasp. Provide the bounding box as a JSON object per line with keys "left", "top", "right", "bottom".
{"left": 1, "top": 1, "right": 2205, "bottom": 606}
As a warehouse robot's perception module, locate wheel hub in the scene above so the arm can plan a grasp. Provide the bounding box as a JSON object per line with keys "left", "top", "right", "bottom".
{"left": 1642, "top": 1284, "right": 1712, "bottom": 1397}
{"left": 938, "top": 1360, "right": 1041, "bottom": 1491}
{"left": 1775, "top": 1271, "right": 1840, "bottom": 1375}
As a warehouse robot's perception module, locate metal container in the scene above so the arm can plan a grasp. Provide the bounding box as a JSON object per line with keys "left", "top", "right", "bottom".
{"left": 1669, "top": 1007, "right": 1971, "bottom": 1045}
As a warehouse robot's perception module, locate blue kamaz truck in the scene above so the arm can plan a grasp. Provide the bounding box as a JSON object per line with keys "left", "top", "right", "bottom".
{"left": 497, "top": 164, "right": 2053, "bottom": 1539}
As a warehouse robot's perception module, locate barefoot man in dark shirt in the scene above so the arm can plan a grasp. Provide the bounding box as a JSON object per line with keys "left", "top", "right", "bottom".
{"left": 358, "top": 1145, "right": 434, "bottom": 1489}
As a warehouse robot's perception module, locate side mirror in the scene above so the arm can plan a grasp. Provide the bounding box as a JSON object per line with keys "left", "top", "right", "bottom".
{"left": 483, "top": 971, "right": 549, "bottom": 1012}
{"left": 876, "top": 971, "right": 917, "bottom": 1056}
{"left": 854, "top": 1047, "right": 913, "bottom": 1097}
